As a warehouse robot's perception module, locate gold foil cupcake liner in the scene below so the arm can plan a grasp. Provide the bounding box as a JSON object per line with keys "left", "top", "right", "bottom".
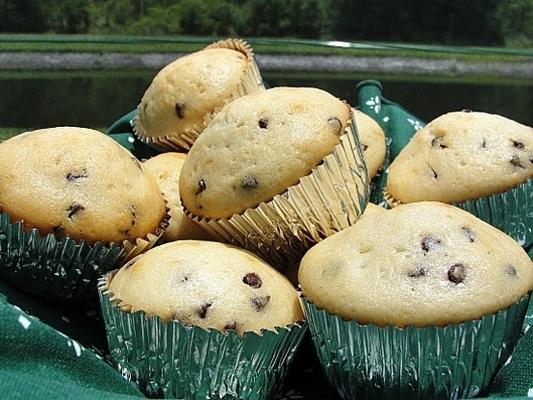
{"left": 0, "top": 208, "right": 169, "bottom": 301}
{"left": 98, "top": 273, "right": 308, "bottom": 399}
{"left": 185, "top": 111, "right": 370, "bottom": 271}
{"left": 383, "top": 187, "right": 401, "bottom": 208}
{"left": 133, "top": 38, "right": 265, "bottom": 151}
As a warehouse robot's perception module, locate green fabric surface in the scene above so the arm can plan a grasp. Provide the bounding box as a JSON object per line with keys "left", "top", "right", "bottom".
{"left": 0, "top": 79, "right": 531, "bottom": 399}
{"left": 355, "top": 79, "right": 425, "bottom": 206}
{"left": 0, "top": 285, "right": 144, "bottom": 399}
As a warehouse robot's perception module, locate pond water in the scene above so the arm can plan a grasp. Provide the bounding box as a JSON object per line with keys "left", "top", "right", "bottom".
{"left": 0, "top": 70, "right": 531, "bottom": 139}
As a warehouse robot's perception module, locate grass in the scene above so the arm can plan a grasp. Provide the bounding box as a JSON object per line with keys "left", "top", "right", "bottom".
{"left": 1, "top": 34, "right": 532, "bottom": 63}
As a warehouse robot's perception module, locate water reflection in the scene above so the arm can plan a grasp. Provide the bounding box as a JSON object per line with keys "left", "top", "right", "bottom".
{"left": 0, "top": 70, "right": 531, "bottom": 134}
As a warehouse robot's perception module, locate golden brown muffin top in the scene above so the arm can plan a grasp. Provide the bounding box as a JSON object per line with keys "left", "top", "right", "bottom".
{"left": 0, "top": 127, "right": 165, "bottom": 244}
{"left": 387, "top": 111, "right": 533, "bottom": 204}
{"left": 299, "top": 201, "right": 533, "bottom": 327}
{"left": 110, "top": 240, "right": 303, "bottom": 334}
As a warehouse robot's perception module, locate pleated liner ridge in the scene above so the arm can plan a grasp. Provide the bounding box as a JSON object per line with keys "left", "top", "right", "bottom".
{"left": 0, "top": 209, "right": 169, "bottom": 301}
{"left": 99, "top": 274, "right": 308, "bottom": 400}
{"left": 301, "top": 296, "right": 530, "bottom": 400}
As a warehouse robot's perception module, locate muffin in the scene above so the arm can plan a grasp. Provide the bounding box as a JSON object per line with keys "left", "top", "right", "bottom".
{"left": 180, "top": 87, "right": 369, "bottom": 269}
{"left": 386, "top": 111, "right": 532, "bottom": 250}
{"left": 0, "top": 127, "right": 168, "bottom": 300}
{"left": 134, "top": 38, "right": 264, "bottom": 151}
{"left": 352, "top": 109, "right": 386, "bottom": 179}
{"left": 142, "top": 153, "right": 211, "bottom": 242}
{"left": 99, "top": 240, "right": 306, "bottom": 399}
{"left": 299, "top": 201, "right": 532, "bottom": 399}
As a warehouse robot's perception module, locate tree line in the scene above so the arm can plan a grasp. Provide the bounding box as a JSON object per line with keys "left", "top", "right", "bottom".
{"left": 0, "top": 0, "right": 531, "bottom": 47}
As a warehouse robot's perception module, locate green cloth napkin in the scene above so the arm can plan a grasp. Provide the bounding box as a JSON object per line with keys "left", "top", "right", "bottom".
{"left": 355, "top": 79, "right": 425, "bottom": 205}
{"left": 0, "top": 282, "right": 143, "bottom": 400}
{"left": 0, "top": 80, "right": 531, "bottom": 400}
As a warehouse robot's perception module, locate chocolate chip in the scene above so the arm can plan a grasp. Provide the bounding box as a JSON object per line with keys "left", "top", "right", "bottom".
{"left": 448, "top": 264, "right": 465, "bottom": 284}
{"left": 224, "top": 321, "right": 237, "bottom": 331}
{"left": 198, "top": 302, "right": 212, "bottom": 319}
{"left": 66, "top": 170, "right": 88, "bottom": 181}
{"left": 481, "top": 139, "right": 487, "bottom": 149}
{"left": 252, "top": 295, "right": 270, "bottom": 311}
{"left": 327, "top": 117, "right": 343, "bottom": 134}
{"left": 461, "top": 227, "right": 475, "bottom": 242}
{"left": 408, "top": 266, "right": 428, "bottom": 278}
{"left": 130, "top": 205, "right": 136, "bottom": 227}
{"left": 431, "top": 136, "right": 448, "bottom": 149}
{"left": 67, "top": 203, "right": 85, "bottom": 219}
{"left": 195, "top": 178, "right": 206, "bottom": 195}
{"left": 241, "top": 175, "right": 257, "bottom": 190}
{"left": 175, "top": 103, "right": 185, "bottom": 119}
{"left": 510, "top": 155, "right": 525, "bottom": 169}
{"left": 462, "top": 109, "right": 472, "bottom": 113}
{"left": 512, "top": 140, "right": 525, "bottom": 150}
{"left": 362, "top": 144, "right": 369, "bottom": 151}
{"left": 421, "top": 236, "right": 441, "bottom": 253}
{"left": 430, "top": 167, "right": 438, "bottom": 179}
{"left": 258, "top": 118, "right": 268, "bottom": 129}
{"left": 243, "top": 272, "right": 262, "bottom": 288}
{"left": 505, "top": 265, "right": 517, "bottom": 276}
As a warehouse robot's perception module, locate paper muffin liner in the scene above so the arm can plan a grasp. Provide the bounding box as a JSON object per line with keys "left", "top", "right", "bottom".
{"left": 98, "top": 273, "right": 307, "bottom": 400}
{"left": 185, "top": 110, "right": 370, "bottom": 271}
{"left": 301, "top": 295, "right": 529, "bottom": 400}
{"left": 0, "top": 210, "right": 169, "bottom": 301}
{"left": 133, "top": 38, "right": 265, "bottom": 151}
{"left": 384, "top": 179, "right": 532, "bottom": 252}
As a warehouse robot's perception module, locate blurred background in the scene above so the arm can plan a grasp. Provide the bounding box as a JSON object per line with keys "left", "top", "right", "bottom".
{"left": 1, "top": 0, "right": 531, "bottom": 45}
{"left": 0, "top": 0, "right": 532, "bottom": 140}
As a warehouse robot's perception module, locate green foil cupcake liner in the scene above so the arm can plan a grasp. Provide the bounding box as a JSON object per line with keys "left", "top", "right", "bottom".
{"left": 301, "top": 296, "right": 529, "bottom": 400}
{"left": 186, "top": 110, "right": 370, "bottom": 271}
{"left": 0, "top": 211, "right": 168, "bottom": 301}
{"left": 99, "top": 274, "right": 308, "bottom": 399}
{"left": 454, "top": 179, "right": 532, "bottom": 255}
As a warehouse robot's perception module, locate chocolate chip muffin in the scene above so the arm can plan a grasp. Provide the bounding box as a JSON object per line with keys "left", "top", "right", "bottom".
{"left": 142, "top": 153, "right": 211, "bottom": 242}
{"left": 386, "top": 111, "right": 532, "bottom": 205}
{"left": 179, "top": 87, "right": 368, "bottom": 269}
{"left": 298, "top": 201, "right": 532, "bottom": 399}
{"left": 180, "top": 87, "right": 352, "bottom": 219}
{"left": 353, "top": 109, "right": 386, "bottom": 178}
{"left": 0, "top": 127, "right": 166, "bottom": 244}
{"left": 299, "top": 201, "right": 533, "bottom": 327}
{"left": 134, "top": 39, "right": 264, "bottom": 150}
{"left": 100, "top": 240, "right": 307, "bottom": 399}
{"left": 108, "top": 240, "right": 303, "bottom": 334}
